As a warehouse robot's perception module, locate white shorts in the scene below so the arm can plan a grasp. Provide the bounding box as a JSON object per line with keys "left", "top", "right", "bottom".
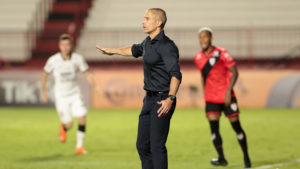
{"left": 55, "top": 94, "right": 87, "bottom": 124}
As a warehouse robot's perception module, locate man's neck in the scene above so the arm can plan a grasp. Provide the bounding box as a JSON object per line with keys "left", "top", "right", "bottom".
{"left": 61, "top": 53, "right": 71, "bottom": 60}
{"left": 149, "top": 28, "right": 162, "bottom": 40}
{"left": 203, "top": 46, "right": 214, "bottom": 56}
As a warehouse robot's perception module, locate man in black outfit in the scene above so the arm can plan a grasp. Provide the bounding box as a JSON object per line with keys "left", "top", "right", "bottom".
{"left": 96, "top": 8, "right": 181, "bottom": 169}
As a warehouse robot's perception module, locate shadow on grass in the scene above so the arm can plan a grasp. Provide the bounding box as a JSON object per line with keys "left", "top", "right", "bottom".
{"left": 18, "top": 153, "right": 78, "bottom": 162}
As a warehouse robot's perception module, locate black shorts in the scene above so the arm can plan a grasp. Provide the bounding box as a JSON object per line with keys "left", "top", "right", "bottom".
{"left": 205, "top": 97, "right": 240, "bottom": 117}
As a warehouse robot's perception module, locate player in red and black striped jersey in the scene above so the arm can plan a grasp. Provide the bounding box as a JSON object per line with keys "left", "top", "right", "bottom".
{"left": 194, "top": 27, "right": 251, "bottom": 168}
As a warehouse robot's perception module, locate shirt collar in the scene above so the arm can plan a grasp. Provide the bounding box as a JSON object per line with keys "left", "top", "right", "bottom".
{"left": 201, "top": 46, "right": 216, "bottom": 58}
{"left": 59, "top": 52, "right": 73, "bottom": 61}
{"left": 147, "top": 31, "right": 165, "bottom": 43}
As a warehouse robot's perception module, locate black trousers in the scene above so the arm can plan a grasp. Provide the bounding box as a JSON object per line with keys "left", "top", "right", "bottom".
{"left": 136, "top": 93, "right": 176, "bottom": 169}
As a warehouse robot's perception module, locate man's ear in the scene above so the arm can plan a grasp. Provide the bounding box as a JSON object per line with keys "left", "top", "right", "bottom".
{"left": 156, "top": 20, "right": 162, "bottom": 28}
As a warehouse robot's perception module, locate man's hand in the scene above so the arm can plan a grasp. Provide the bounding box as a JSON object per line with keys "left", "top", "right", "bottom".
{"left": 96, "top": 45, "right": 114, "bottom": 55}
{"left": 94, "top": 85, "right": 102, "bottom": 95}
{"left": 224, "top": 90, "right": 232, "bottom": 106}
{"left": 157, "top": 98, "right": 173, "bottom": 117}
{"left": 42, "top": 91, "right": 49, "bottom": 103}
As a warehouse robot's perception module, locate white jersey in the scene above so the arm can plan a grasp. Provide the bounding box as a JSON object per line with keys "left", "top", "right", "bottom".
{"left": 44, "top": 52, "right": 89, "bottom": 98}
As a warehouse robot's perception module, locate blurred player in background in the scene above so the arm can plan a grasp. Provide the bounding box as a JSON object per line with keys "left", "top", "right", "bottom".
{"left": 96, "top": 8, "right": 181, "bottom": 169}
{"left": 194, "top": 27, "right": 251, "bottom": 168}
{"left": 41, "top": 34, "right": 95, "bottom": 155}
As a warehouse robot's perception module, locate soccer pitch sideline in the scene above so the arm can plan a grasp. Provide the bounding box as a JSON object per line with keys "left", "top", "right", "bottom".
{"left": 0, "top": 107, "right": 299, "bottom": 169}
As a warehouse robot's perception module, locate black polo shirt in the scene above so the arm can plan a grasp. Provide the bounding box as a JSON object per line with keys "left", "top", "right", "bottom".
{"left": 131, "top": 31, "right": 182, "bottom": 92}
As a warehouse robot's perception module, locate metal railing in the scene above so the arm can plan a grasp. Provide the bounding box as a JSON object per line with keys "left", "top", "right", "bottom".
{"left": 76, "top": 27, "right": 300, "bottom": 61}
{"left": 28, "top": 0, "right": 54, "bottom": 56}
{"left": 0, "top": 0, "right": 54, "bottom": 62}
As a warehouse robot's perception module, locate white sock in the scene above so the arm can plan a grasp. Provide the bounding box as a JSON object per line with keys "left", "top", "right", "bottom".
{"left": 76, "top": 130, "right": 85, "bottom": 148}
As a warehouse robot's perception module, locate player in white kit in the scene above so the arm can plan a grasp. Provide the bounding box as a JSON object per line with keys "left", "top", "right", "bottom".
{"left": 41, "top": 34, "right": 94, "bottom": 154}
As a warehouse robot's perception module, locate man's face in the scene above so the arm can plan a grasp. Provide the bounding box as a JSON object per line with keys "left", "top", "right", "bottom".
{"left": 199, "top": 31, "right": 212, "bottom": 51}
{"left": 142, "top": 10, "right": 161, "bottom": 34}
{"left": 59, "top": 39, "right": 72, "bottom": 56}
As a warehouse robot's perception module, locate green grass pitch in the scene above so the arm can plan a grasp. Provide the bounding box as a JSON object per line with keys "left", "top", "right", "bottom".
{"left": 0, "top": 107, "right": 299, "bottom": 169}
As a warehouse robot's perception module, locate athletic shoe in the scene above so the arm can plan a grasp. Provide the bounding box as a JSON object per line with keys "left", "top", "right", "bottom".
{"left": 59, "top": 124, "right": 67, "bottom": 143}
{"left": 244, "top": 156, "right": 252, "bottom": 168}
{"left": 76, "top": 147, "right": 87, "bottom": 154}
{"left": 210, "top": 157, "right": 228, "bottom": 166}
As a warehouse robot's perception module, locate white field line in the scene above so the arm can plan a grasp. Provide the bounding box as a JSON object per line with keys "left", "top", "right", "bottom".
{"left": 8, "top": 159, "right": 299, "bottom": 168}
{"left": 253, "top": 158, "right": 300, "bottom": 169}
{"left": 34, "top": 161, "right": 137, "bottom": 166}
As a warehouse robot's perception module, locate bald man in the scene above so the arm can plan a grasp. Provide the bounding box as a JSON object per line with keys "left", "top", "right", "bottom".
{"left": 96, "top": 8, "right": 181, "bottom": 169}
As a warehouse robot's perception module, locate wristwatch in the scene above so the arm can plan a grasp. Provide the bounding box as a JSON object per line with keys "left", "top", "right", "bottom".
{"left": 168, "top": 95, "right": 176, "bottom": 101}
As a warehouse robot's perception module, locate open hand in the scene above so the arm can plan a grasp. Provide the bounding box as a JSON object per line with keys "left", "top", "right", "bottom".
{"left": 96, "top": 45, "right": 114, "bottom": 55}
{"left": 157, "top": 98, "right": 173, "bottom": 117}
{"left": 42, "top": 91, "right": 49, "bottom": 103}
{"left": 94, "top": 85, "right": 102, "bottom": 95}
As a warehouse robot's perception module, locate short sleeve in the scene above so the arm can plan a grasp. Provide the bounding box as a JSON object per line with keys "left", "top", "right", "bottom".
{"left": 44, "top": 58, "right": 54, "bottom": 74}
{"left": 131, "top": 40, "right": 145, "bottom": 58}
{"left": 221, "top": 50, "right": 236, "bottom": 68}
{"left": 194, "top": 53, "right": 202, "bottom": 71}
{"left": 77, "top": 55, "right": 89, "bottom": 72}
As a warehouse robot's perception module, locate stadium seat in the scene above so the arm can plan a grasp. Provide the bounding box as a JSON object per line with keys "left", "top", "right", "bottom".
{"left": 76, "top": 0, "right": 300, "bottom": 61}
{"left": 0, "top": 0, "right": 43, "bottom": 62}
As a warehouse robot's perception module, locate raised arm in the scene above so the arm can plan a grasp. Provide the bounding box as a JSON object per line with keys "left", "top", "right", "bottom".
{"left": 96, "top": 45, "right": 133, "bottom": 57}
